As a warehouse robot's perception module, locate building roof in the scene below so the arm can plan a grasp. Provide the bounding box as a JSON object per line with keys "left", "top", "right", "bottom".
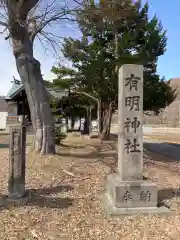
{"left": 0, "top": 96, "right": 8, "bottom": 112}
{"left": 5, "top": 79, "right": 68, "bottom": 101}
{"left": 5, "top": 80, "right": 24, "bottom": 100}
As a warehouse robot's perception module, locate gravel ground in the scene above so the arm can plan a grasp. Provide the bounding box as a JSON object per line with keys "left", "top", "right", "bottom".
{"left": 0, "top": 135, "right": 180, "bottom": 239}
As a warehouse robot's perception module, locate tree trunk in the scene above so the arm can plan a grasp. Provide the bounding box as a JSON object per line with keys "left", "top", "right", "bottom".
{"left": 16, "top": 55, "right": 55, "bottom": 154}
{"left": 71, "top": 116, "right": 75, "bottom": 130}
{"left": 78, "top": 117, "right": 81, "bottom": 131}
{"left": 83, "top": 107, "right": 90, "bottom": 134}
{"left": 100, "top": 103, "right": 113, "bottom": 140}
{"left": 89, "top": 107, "right": 92, "bottom": 135}
{"left": 6, "top": 0, "right": 55, "bottom": 155}
{"left": 66, "top": 116, "right": 69, "bottom": 131}
{"left": 97, "top": 97, "right": 103, "bottom": 136}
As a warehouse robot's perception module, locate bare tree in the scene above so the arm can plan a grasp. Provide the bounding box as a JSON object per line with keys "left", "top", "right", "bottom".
{"left": 0, "top": 0, "right": 79, "bottom": 154}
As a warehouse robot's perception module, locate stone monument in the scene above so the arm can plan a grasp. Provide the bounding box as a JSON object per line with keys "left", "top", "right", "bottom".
{"left": 8, "top": 119, "right": 26, "bottom": 199}
{"left": 104, "top": 64, "right": 169, "bottom": 215}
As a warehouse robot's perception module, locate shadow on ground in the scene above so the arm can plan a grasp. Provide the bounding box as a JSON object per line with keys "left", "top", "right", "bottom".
{"left": 58, "top": 143, "right": 89, "bottom": 149}
{"left": 158, "top": 187, "right": 180, "bottom": 202}
{"left": 110, "top": 133, "right": 180, "bottom": 162}
{"left": 58, "top": 134, "right": 180, "bottom": 169}
{"left": 57, "top": 139, "right": 118, "bottom": 173}
{"left": 144, "top": 141, "right": 180, "bottom": 161}
{"left": 0, "top": 184, "right": 74, "bottom": 211}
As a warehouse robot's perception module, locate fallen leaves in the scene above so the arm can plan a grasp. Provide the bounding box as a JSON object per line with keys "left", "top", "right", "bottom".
{"left": 0, "top": 134, "right": 179, "bottom": 239}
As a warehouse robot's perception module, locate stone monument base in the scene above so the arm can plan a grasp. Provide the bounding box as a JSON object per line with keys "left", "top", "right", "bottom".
{"left": 104, "top": 174, "right": 170, "bottom": 215}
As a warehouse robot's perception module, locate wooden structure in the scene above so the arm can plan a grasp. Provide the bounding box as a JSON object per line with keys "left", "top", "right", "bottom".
{"left": 5, "top": 78, "right": 68, "bottom": 130}
{"left": 0, "top": 96, "right": 8, "bottom": 130}
{"left": 5, "top": 79, "right": 30, "bottom": 127}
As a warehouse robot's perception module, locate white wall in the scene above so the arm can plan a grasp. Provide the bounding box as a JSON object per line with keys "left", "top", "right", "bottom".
{"left": 110, "top": 123, "right": 180, "bottom": 135}
{"left": 7, "top": 102, "right": 17, "bottom": 116}
{"left": 143, "top": 126, "right": 180, "bottom": 135}
{"left": 0, "top": 112, "right": 8, "bottom": 130}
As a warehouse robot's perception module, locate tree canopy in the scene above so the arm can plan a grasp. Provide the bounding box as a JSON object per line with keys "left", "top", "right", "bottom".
{"left": 52, "top": 0, "right": 175, "bottom": 110}
{"left": 50, "top": 0, "right": 175, "bottom": 138}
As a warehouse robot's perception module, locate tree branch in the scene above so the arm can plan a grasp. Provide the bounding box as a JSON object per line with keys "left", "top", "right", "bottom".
{"left": 0, "top": 20, "right": 7, "bottom": 27}
{"left": 1, "top": 0, "right": 81, "bottom": 54}
{"left": 76, "top": 91, "right": 98, "bottom": 102}
{"left": 29, "top": 14, "right": 75, "bottom": 42}
{"left": 38, "top": 30, "right": 63, "bottom": 58}
{"left": 28, "top": 0, "right": 79, "bottom": 42}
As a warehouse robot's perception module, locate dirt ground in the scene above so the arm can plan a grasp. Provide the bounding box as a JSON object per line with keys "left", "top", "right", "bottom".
{"left": 144, "top": 134, "right": 180, "bottom": 144}
{"left": 0, "top": 134, "right": 180, "bottom": 239}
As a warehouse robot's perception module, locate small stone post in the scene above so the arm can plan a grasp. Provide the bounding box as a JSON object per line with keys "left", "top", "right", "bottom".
{"left": 8, "top": 120, "right": 26, "bottom": 199}
{"left": 104, "top": 64, "right": 169, "bottom": 215}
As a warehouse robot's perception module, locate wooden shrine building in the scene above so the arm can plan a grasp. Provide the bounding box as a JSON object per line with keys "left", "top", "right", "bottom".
{"left": 5, "top": 78, "right": 68, "bottom": 131}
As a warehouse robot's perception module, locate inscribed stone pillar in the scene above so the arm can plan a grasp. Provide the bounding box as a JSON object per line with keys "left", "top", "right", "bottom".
{"left": 104, "top": 64, "right": 169, "bottom": 215}
{"left": 8, "top": 122, "right": 26, "bottom": 199}
{"left": 118, "top": 65, "right": 143, "bottom": 180}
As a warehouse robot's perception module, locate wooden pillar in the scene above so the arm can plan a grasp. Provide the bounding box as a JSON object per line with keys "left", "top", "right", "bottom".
{"left": 8, "top": 120, "right": 26, "bottom": 199}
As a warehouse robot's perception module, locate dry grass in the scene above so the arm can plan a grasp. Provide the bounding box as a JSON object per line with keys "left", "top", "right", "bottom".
{"left": 0, "top": 134, "right": 180, "bottom": 239}
{"left": 144, "top": 134, "right": 180, "bottom": 144}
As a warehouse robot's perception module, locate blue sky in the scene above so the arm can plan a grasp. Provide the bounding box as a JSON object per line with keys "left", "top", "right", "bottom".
{"left": 0, "top": 31, "right": 58, "bottom": 96}
{"left": 144, "top": 0, "right": 180, "bottom": 80}
{"left": 0, "top": 0, "right": 179, "bottom": 96}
